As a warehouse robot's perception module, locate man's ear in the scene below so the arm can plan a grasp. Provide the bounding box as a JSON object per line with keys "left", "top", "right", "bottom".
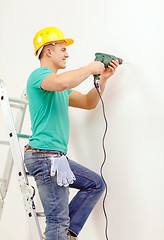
{"left": 46, "top": 48, "right": 52, "bottom": 57}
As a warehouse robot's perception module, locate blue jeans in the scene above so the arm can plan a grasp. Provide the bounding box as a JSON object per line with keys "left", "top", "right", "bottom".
{"left": 24, "top": 149, "right": 105, "bottom": 240}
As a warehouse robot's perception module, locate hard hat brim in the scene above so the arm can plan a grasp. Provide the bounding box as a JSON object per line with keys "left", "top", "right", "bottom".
{"left": 63, "top": 38, "right": 74, "bottom": 46}
{"left": 34, "top": 38, "right": 74, "bottom": 56}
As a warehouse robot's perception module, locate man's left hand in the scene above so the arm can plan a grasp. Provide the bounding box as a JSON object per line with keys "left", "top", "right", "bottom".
{"left": 100, "top": 60, "right": 119, "bottom": 81}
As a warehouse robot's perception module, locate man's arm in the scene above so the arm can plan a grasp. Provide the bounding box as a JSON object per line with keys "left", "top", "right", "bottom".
{"left": 69, "top": 60, "right": 119, "bottom": 110}
{"left": 41, "top": 61, "right": 105, "bottom": 91}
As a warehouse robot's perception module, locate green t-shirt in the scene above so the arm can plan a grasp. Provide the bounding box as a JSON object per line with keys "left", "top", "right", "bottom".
{"left": 26, "top": 67, "right": 72, "bottom": 154}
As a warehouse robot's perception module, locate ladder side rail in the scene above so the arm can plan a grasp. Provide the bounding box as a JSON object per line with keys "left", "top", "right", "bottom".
{"left": 0, "top": 94, "right": 28, "bottom": 219}
{"left": 0, "top": 100, "right": 27, "bottom": 198}
{"left": 0, "top": 80, "right": 42, "bottom": 239}
{"left": 0, "top": 81, "right": 28, "bottom": 199}
{"left": 0, "top": 149, "right": 13, "bottom": 220}
{"left": 0, "top": 87, "right": 28, "bottom": 205}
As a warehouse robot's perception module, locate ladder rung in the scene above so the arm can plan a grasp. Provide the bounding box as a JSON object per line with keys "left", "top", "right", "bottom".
{"left": 36, "top": 212, "right": 45, "bottom": 217}
{"left": 9, "top": 98, "right": 28, "bottom": 105}
{"left": 0, "top": 140, "right": 9, "bottom": 145}
{"left": 17, "top": 134, "right": 30, "bottom": 139}
{"left": 9, "top": 98, "right": 28, "bottom": 110}
{"left": 0, "top": 178, "right": 7, "bottom": 183}
{"left": 26, "top": 172, "right": 31, "bottom": 176}
{"left": 10, "top": 103, "right": 25, "bottom": 109}
{"left": 0, "top": 135, "right": 30, "bottom": 143}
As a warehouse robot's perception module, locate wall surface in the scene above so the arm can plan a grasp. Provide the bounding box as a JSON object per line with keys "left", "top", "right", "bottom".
{"left": 0, "top": 0, "right": 164, "bottom": 240}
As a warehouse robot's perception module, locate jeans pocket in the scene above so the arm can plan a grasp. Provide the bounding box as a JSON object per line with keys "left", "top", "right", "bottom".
{"left": 25, "top": 160, "right": 43, "bottom": 186}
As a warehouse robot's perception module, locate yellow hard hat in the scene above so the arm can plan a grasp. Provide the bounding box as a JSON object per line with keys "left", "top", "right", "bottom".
{"left": 33, "top": 26, "right": 74, "bottom": 56}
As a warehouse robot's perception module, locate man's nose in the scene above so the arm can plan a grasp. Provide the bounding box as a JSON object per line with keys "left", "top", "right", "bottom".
{"left": 65, "top": 52, "right": 69, "bottom": 58}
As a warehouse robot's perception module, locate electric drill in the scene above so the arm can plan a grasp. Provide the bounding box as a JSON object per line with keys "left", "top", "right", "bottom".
{"left": 94, "top": 52, "right": 123, "bottom": 89}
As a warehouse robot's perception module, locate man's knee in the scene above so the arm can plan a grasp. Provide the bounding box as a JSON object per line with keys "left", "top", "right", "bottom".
{"left": 97, "top": 175, "right": 106, "bottom": 193}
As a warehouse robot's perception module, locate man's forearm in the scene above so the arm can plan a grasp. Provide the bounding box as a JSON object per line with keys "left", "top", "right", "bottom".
{"left": 41, "top": 61, "right": 105, "bottom": 92}
{"left": 57, "top": 66, "right": 91, "bottom": 90}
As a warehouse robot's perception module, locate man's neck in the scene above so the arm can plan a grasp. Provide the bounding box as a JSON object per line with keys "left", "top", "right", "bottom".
{"left": 40, "top": 60, "right": 58, "bottom": 73}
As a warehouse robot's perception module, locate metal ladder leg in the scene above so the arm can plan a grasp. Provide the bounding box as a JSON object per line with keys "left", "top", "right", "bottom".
{"left": 0, "top": 147, "right": 13, "bottom": 219}
{"left": 0, "top": 89, "right": 28, "bottom": 220}
{"left": 0, "top": 80, "right": 43, "bottom": 240}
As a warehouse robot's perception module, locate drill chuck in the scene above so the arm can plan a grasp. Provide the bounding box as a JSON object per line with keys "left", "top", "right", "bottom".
{"left": 117, "top": 57, "right": 123, "bottom": 64}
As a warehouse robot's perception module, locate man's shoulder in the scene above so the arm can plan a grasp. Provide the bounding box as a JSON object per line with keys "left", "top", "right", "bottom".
{"left": 27, "top": 67, "right": 54, "bottom": 89}
{"left": 29, "top": 67, "right": 53, "bottom": 80}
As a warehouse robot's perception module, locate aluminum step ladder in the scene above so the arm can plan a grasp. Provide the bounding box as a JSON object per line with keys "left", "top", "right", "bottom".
{"left": 0, "top": 79, "right": 43, "bottom": 240}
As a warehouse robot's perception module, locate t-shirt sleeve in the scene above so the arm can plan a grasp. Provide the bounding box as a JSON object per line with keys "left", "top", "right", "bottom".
{"left": 67, "top": 89, "right": 72, "bottom": 95}
{"left": 28, "top": 67, "right": 54, "bottom": 89}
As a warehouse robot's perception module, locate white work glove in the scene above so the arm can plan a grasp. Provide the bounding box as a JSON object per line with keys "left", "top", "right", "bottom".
{"left": 50, "top": 155, "right": 76, "bottom": 187}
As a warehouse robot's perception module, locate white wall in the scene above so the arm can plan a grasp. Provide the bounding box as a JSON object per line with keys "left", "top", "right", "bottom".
{"left": 0, "top": 0, "right": 164, "bottom": 239}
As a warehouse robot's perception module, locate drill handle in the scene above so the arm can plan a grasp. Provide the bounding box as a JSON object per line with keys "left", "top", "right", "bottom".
{"left": 94, "top": 74, "right": 100, "bottom": 81}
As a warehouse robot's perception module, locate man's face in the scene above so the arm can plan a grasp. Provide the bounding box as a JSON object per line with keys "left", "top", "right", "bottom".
{"left": 51, "top": 42, "right": 69, "bottom": 70}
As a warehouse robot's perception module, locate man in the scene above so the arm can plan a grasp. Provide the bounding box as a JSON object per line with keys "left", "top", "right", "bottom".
{"left": 24, "top": 26, "right": 119, "bottom": 240}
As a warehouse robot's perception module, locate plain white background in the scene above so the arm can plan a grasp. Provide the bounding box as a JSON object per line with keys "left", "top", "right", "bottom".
{"left": 0, "top": 0, "right": 164, "bottom": 239}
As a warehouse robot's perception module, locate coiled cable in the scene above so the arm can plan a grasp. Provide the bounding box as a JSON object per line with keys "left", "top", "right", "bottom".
{"left": 94, "top": 79, "right": 109, "bottom": 240}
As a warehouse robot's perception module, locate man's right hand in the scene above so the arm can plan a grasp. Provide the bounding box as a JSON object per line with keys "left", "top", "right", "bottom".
{"left": 87, "top": 61, "right": 105, "bottom": 75}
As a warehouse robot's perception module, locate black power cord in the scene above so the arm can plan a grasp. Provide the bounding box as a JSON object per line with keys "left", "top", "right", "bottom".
{"left": 94, "top": 78, "right": 109, "bottom": 240}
